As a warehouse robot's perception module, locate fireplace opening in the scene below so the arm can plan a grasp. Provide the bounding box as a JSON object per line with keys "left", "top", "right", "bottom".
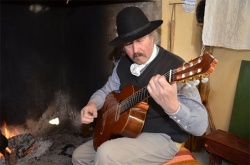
{"left": 0, "top": 1, "right": 162, "bottom": 164}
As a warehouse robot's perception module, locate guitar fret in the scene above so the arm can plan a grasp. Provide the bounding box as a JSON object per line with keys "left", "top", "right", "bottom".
{"left": 138, "top": 90, "right": 142, "bottom": 102}
{"left": 169, "top": 70, "right": 172, "bottom": 82}
{"left": 164, "top": 70, "right": 173, "bottom": 83}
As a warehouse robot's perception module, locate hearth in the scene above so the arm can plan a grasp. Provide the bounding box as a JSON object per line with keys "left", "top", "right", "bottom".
{"left": 0, "top": 126, "right": 93, "bottom": 165}
{"left": 0, "top": 0, "right": 162, "bottom": 164}
{"left": 0, "top": 99, "right": 94, "bottom": 164}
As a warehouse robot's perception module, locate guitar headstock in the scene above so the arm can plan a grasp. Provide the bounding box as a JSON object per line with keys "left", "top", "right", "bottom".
{"left": 173, "top": 53, "right": 218, "bottom": 83}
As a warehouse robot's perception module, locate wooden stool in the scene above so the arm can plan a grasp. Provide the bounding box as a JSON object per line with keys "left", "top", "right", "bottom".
{"left": 204, "top": 129, "right": 250, "bottom": 164}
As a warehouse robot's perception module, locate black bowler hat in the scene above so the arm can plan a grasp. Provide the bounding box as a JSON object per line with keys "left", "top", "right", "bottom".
{"left": 109, "top": 7, "right": 163, "bottom": 46}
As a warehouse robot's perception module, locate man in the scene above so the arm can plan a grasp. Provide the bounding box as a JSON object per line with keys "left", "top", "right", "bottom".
{"left": 72, "top": 6, "right": 208, "bottom": 165}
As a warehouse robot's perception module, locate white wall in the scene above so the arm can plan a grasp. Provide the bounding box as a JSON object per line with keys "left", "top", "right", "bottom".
{"left": 161, "top": 0, "right": 250, "bottom": 132}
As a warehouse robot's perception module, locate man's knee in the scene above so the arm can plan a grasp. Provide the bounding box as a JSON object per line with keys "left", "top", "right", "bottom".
{"left": 95, "top": 144, "right": 109, "bottom": 162}
{"left": 72, "top": 148, "right": 81, "bottom": 165}
{"left": 95, "top": 142, "right": 118, "bottom": 163}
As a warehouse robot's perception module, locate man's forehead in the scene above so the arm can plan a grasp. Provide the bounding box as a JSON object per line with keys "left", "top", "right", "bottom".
{"left": 123, "top": 35, "right": 149, "bottom": 46}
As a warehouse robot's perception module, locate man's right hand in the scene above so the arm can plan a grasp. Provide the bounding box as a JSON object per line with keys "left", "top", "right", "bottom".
{"left": 80, "top": 101, "right": 98, "bottom": 124}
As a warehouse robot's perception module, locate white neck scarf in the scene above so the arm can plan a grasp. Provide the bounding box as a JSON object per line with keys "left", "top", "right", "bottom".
{"left": 130, "top": 44, "right": 158, "bottom": 76}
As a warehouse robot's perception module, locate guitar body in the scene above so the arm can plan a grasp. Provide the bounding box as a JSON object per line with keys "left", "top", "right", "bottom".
{"left": 93, "top": 84, "right": 149, "bottom": 151}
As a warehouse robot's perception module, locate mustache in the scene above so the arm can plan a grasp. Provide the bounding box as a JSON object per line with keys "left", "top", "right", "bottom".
{"left": 133, "top": 53, "right": 145, "bottom": 59}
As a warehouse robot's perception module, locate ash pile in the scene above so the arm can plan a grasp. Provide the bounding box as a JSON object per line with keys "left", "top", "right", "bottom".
{"left": 1, "top": 125, "right": 93, "bottom": 165}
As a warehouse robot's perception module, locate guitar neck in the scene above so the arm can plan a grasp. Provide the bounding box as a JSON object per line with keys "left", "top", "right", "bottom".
{"left": 119, "top": 70, "right": 174, "bottom": 113}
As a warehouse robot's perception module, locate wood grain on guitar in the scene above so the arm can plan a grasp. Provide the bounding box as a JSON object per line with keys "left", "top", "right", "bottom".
{"left": 93, "top": 53, "right": 218, "bottom": 151}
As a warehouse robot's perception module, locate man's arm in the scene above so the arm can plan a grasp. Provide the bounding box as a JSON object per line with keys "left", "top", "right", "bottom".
{"left": 147, "top": 75, "right": 208, "bottom": 136}
{"left": 168, "top": 83, "right": 208, "bottom": 136}
{"left": 80, "top": 64, "right": 121, "bottom": 124}
{"left": 88, "top": 64, "right": 121, "bottom": 110}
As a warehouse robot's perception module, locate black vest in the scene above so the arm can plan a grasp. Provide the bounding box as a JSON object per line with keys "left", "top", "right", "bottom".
{"left": 117, "top": 46, "right": 189, "bottom": 143}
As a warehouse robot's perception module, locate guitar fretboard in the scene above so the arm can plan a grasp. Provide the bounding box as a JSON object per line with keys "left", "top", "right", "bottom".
{"left": 119, "top": 69, "right": 174, "bottom": 113}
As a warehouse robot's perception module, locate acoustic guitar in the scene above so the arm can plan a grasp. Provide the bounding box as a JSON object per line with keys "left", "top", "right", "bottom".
{"left": 93, "top": 53, "right": 218, "bottom": 151}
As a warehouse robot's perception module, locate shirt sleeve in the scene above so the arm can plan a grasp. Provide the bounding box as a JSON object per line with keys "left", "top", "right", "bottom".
{"left": 168, "top": 83, "right": 209, "bottom": 136}
{"left": 89, "top": 63, "right": 121, "bottom": 110}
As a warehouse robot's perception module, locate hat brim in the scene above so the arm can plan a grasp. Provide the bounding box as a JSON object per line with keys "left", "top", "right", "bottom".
{"left": 109, "top": 20, "right": 163, "bottom": 47}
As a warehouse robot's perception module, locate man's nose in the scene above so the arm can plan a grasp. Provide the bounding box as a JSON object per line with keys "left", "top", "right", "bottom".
{"left": 132, "top": 42, "right": 139, "bottom": 53}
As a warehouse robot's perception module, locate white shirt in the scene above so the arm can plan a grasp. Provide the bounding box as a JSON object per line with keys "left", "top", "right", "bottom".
{"left": 130, "top": 44, "right": 159, "bottom": 76}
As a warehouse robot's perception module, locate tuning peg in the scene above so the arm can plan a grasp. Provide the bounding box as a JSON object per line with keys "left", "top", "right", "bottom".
{"left": 201, "top": 77, "right": 209, "bottom": 83}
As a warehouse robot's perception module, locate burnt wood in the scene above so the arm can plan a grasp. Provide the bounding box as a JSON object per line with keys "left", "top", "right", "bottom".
{"left": 0, "top": 131, "right": 8, "bottom": 153}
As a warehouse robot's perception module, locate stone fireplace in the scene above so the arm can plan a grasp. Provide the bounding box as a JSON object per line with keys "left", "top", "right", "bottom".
{"left": 0, "top": 0, "right": 162, "bottom": 164}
